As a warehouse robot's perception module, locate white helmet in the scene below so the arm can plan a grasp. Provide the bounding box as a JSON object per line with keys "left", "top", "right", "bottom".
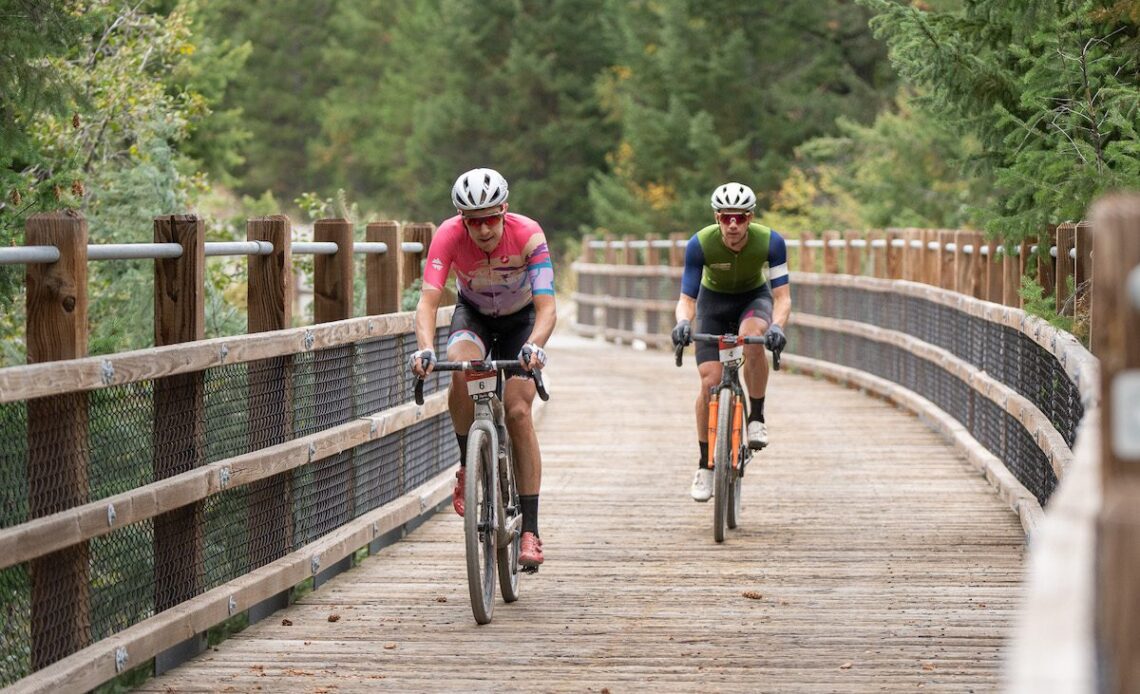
{"left": 451, "top": 168, "right": 509, "bottom": 211}
{"left": 710, "top": 182, "right": 756, "bottom": 211}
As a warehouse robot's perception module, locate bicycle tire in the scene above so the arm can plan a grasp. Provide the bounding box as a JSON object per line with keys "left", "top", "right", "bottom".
{"left": 496, "top": 426, "right": 521, "bottom": 603}
{"left": 713, "top": 388, "right": 734, "bottom": 543}
{"left": 465, "top": 426, "right": 497, "bottom": 624}
{"left": 726, "top": 443, "right": 743, "bottom": 529}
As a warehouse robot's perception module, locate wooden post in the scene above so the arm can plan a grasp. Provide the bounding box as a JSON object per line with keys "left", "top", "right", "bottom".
{"left": 1076, "top": 221, "right": 1093, "bottom": 342}
{"left": 366, "top": 221, "right": 400, "bottom": 315}
{"left": 822, "top": 231, "right": 840, "bottom": 274}
{"left": 400, "top": 222, "right": 434, "bottom": 296}
{"left": 25, "top": 212, "right": 90, "bottom": 668}
{"left": 922, "top": 228, "right": 940, "bottom": 288}
{"left": 314, "top": 218, "right": 355, "bottom": 321}
{"left": 1091, "top": 194, "right": 1140, "bottom": 694}
{"left": 246, "top": 215, "right": 294, "bottom": 578}
{"left": 645, "top": 234, "right": 660, "bottom": 336}
{"left": 954, "top": 230, "right": 977, "bottom": 297}
{"left": 1055, "top": 222, "right": 1076, "bottom": 314}
{"left": 620, "top": 235, "right": 636, "bottom": 332}
{"left": 800, "top": 231, "right": 816, "bottom": 274}
{"left": 940, "top": 230, "right": 956, "bottom": 291}
{"left": 902, "top": 228, "right": 921, "bottom": 282}
{"left": 869, "top": 230, "right": 887, "bottom": 278}
{"left": 984, "top": 238, "right": 1003, "bottom": 304}
{"left": 844, "top": 230, "right": 863, "bottom": 275}
{"left": 313, "top": 219, "right": 356, "bottom": 543}
{"left": 886, "top": 229, "right": 904, "bottom": 280}
{"left": 604, "top": 235, "right": 619, "bottom": 335}
{"left": 152, "top": 215, "right": 206, "bottom": 622}
{"left": 1036, "top": 226, "right": 1056, "bottom": 302}
{"left": 1002, "top": 240, "right": 1021, "bottom": 308}
{"left": 668, "top": 232, "right": 686, "bottom": 301}
{"left": 577, "top": 234, "right": 594, "bottom": 329}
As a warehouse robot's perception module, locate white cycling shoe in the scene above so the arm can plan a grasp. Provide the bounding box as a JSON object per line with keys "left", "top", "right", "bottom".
{"left": 747, "top": 421, "right": 769, "bottom": 449}
{"left": 690, "top": 468, "right": 713, "bottom": 502}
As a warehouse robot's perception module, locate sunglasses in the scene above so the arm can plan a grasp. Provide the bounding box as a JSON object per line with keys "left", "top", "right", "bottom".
{"left": 718, "top": 212, "right": 750, "bottom": 225}
{"left": 463, "top": 213, "right": 504, "bottom": 228}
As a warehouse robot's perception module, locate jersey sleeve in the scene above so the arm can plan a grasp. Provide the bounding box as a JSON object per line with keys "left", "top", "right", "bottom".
{"left": 680, "top": 235, "right": 704, "bottom": 298}
{"left": 422, "top": 221, "right": 457, "bottom": 291}
{"left": 525, "top": 234, "right": 555, "bottom": 296}
{"left": 768, "top": 230, "right": 789, "bottom": 289}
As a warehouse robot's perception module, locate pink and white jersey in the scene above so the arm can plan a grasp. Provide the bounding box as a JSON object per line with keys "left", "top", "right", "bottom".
{"left": 422, "top": 212, "right": 555, "bottom": 317}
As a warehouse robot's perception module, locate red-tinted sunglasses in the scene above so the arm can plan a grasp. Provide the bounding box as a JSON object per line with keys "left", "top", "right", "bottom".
{"left": 463, "top": 213, "right": 504, "bottom": 228}
{"left": 718, "top": 212, "right": 750, "bottom": 225}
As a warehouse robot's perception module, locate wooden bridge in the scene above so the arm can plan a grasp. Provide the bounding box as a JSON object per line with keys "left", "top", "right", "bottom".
{"left": 3, "top": 195, "right": 1140, "bottom": 693}
{"left": 138, "top": 332, "right": 1026, "bottom": 692}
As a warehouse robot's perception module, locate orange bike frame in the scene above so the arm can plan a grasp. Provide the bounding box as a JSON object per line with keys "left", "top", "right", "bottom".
{"left": 707, "top": 392, "right": 744, "bottom": 470}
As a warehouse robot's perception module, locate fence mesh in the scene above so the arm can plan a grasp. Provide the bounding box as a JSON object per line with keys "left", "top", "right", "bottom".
{"left": 0, "top": 324, "right": 457, "bottom": 685}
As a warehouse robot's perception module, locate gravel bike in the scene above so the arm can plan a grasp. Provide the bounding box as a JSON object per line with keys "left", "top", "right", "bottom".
{"left": 415, "top": 359, "right": 548, "bottom": 624}
{"left": 675, "top": 333, "right": 781, "bottom": 543}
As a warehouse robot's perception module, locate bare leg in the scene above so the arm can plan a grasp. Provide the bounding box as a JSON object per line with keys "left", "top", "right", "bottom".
{"left": 695, "top": 361, "right": 723, "bottom": 444}
{"left": 739, "top": 316, "right": 770, "bottom": 399}
{"left": 504, "top": 377, "right": 540, "bottom": 495}
{"left": 446, "top": 340, "right": 483, "bottom": 437}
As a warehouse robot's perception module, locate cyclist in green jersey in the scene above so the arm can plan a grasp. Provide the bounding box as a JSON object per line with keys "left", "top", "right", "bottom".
{"left": 670, "top": 182, "right": 791, "bottom": 501}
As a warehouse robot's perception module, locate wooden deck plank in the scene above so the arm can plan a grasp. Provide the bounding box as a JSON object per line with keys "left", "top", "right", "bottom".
{"left": 142, "top": 332, "right": 1025, "bottom": 693}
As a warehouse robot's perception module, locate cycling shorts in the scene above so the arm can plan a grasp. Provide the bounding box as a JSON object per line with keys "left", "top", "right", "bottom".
{"left": 694, "top": 285, "right": 773, "bottom": 365}
{"left": 448, "top": 298, "right": 535, "bottom": 366}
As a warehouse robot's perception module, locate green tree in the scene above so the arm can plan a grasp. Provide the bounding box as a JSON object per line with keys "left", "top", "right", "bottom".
{"left": 857, "top": 0, "right": 1140, "bottom": 238}
{"left": 776, "top": 89, "right": 994, "bottom": 232}
{"left": 590, "top": 0, "right": 896, "bottom": 237}
{"left": 196, "top": 0, "right": 338, "bottom": 201}
{"left": 0, "top": 1, "right": 247, "bottom": 365}
{"left": 319, "top": 0, "right": 618, "bottom": 244}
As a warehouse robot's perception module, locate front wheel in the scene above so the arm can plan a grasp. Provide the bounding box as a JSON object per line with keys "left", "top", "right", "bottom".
{"left": 496, "top": 428, "right": 521, "bottom": 603}
{"left": 465, "top": 427, "right": 497, "bottom": 624}
{"left": 713, "top": 389, "right": 734, "bottom": 543}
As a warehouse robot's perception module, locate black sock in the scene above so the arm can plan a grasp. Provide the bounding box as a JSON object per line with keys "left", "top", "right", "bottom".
{"left": 749, "top": 397, "right": 765, "bottom": 423}
{"left": 699, "top": 441, "right": 709, "bottom": 469}
{"left": 456, "top": 434, "right": 468, "bottom": 466}
{"left": 520, "top": 494, "right": 539, "bottom": 536}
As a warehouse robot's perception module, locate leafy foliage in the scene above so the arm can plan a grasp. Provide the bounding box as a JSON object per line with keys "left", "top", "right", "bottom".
{"left": 857, "top": 0, "right": 1140, "bottom": 238}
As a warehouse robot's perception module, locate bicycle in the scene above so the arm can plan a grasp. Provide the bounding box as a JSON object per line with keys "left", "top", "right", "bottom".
{"left": 414, "top": 358, "right": 549, "bottom": 624}
{"left": 675, "top": 332, "right": 781, "bottom": 543}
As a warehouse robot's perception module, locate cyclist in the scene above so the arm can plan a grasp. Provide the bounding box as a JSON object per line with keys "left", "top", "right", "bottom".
{"left": 670, "top": 182, "right": 790, "bottom": 502}
{"left": 410, "top": 167, "right": 556, "bottom": 567}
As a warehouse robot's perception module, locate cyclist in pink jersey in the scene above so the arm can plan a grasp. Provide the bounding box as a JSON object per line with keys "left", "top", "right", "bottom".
{"left": 410, "top": 168, "right": 556, "bottom": 568}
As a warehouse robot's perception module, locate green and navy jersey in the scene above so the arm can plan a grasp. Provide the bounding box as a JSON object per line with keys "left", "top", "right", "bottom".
{"left": 679, "top": 223, "right": 789, "bottom": 297}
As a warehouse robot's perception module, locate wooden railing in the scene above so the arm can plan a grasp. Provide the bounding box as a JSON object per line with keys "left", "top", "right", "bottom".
{"left": 0, "top": 211, "right": 457, "bottom": 692}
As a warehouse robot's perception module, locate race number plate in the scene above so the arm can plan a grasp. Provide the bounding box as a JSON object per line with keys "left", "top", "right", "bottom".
{"left": 465, "top": 370, "right": 497, "bottom": 397}
{"left": 718, "top": 343, "right": 744, "bottom": 366}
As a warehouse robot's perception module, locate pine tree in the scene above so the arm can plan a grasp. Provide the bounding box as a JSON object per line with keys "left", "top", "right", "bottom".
{"left": 590, "top": 0, "right": 895, "bottom": 237}
{"left": 857, "top": 0, "right": 1140, "bottom": 237}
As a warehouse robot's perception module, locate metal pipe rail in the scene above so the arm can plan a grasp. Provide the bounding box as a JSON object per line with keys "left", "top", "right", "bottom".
{"left": 0, "top": 240, "right": 426, "bottom": 266}
{"left": 586, "top": 236, "right": 1080, "bottom": 259}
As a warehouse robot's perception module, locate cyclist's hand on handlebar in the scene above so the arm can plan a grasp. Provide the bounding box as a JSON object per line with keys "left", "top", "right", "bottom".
{"left": 764, "top": 324, "right": 787, "bottom": 353}
{"left": 518, "top": 342, "right": 547, "bottom": 372}
{"left": 409, "top": 348, "right": 436, "bottom": 377}
{"left": 671, "top": 319, "right": 692, "bottom": 347}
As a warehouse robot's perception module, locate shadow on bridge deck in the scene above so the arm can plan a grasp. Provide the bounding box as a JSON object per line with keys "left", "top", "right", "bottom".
{"left": 142, "top": 332, "right": 1025, "bottom": 693}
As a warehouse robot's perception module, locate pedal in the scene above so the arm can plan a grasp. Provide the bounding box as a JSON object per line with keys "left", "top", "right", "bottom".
{"left": 521, "top": 565, "right": 539, "bottom": 575}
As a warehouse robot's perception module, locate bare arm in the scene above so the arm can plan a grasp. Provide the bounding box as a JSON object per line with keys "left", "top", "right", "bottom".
{"left": 527, "top": 293, "right": 557, "bottom": 348}
{"left": 675, "top": 293, "right": 696, "bottom": 324}
{"left": 770, "top": 284, "right": 791, "bottom": 329}
{"left": 411, "top": 286, "right": 443, "bottom": 375}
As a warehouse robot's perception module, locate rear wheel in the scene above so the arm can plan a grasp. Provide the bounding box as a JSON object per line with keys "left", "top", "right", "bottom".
{"left": 496, "top": 429, "right": 521, "bottom": 603}
{"left": 464, "top": 427, "right": 497, "bottom": 624}
{"left": 713, "top": 389, "right": 734, "bottom": 543}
